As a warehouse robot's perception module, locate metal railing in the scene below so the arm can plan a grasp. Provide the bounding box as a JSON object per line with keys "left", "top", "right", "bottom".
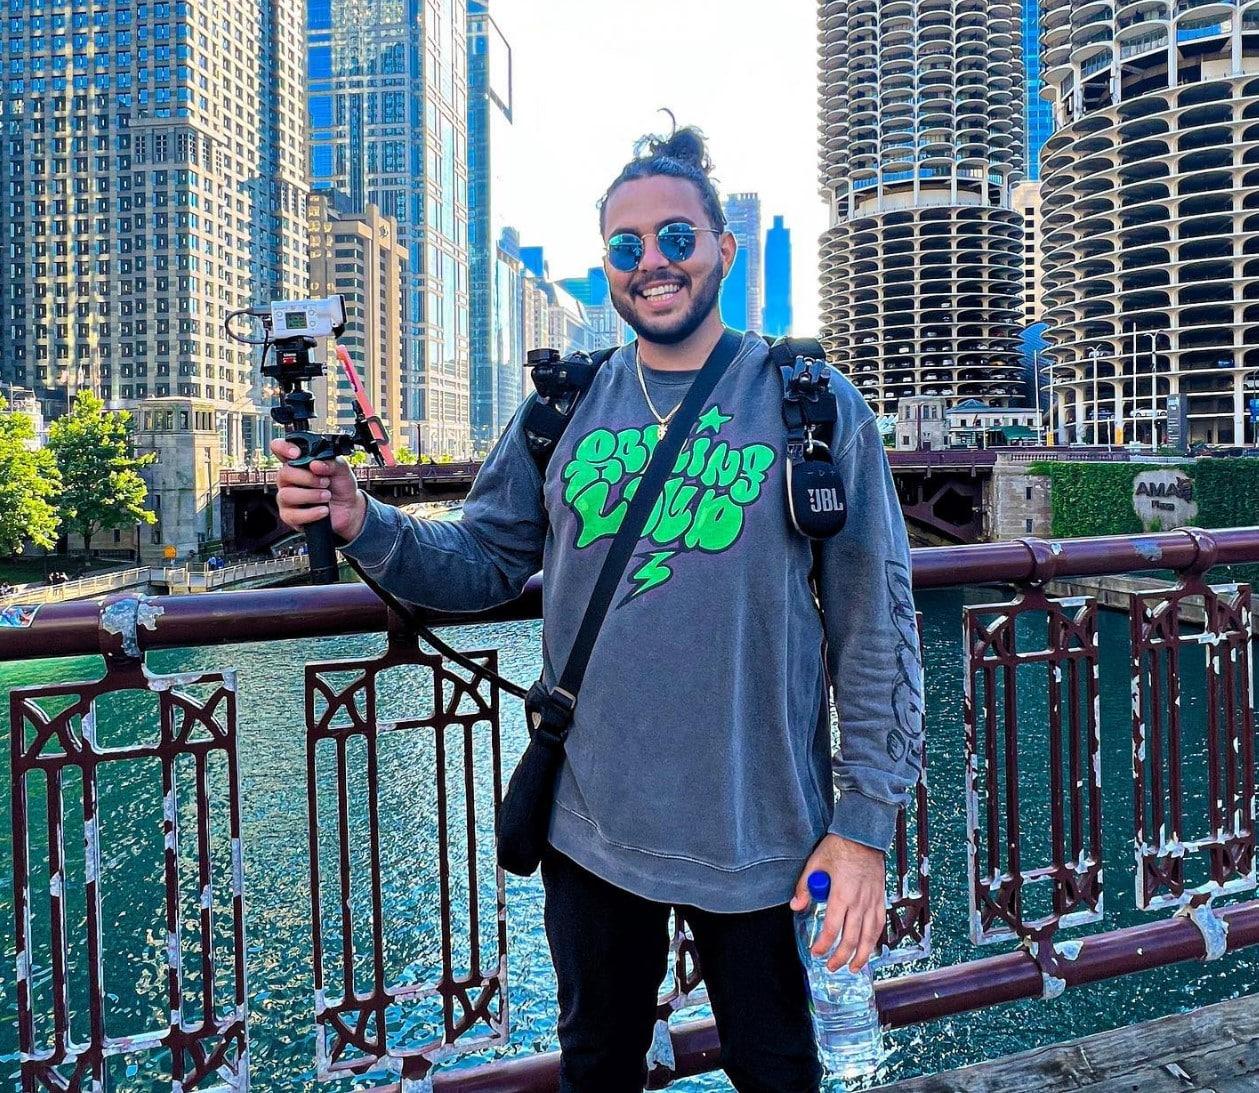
{"left": 157, "top": 555, "right": 309, "bottom": 593}
{"left": 0, "top": 566, "right": 152, "bottom": 607}
{"left": 3, "top": 526, "right": 1259, "bottom": 1091}
{"left": 220, "top": 462, "right": 482, "bottom": 488}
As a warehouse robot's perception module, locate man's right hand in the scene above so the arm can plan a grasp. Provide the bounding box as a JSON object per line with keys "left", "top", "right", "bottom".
{"left": 270, "top": 438, "right": 367, "bottom": 542}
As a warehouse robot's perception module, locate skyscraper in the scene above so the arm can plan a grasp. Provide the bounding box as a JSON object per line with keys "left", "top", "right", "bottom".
{"left": 762, "top": 214, "right": 792, "bottom": 338}
{"left": 720, "top": 193, "right": 762, "bottom": 333}
{"left": 0, "top": 0, "right": 310, "bottom": 459}
{"left": 309, "top": 0, "right": 472, "bottom": 457}
{"left": 557, "top": 266, "right": 631, "bottom": 348}
{"left": 307, "top": 191, "right": 408, "bottom": 444}
{"left": 489, "top": 226, "right": 524, "bottom": 446}
{"left": 817, "top": 0, "right": 1026, "bottom": 414}
{"left": 1039, "top": 0, "right": 1259, "bottom": 446}
{"left": 1022, "top": 0, "right": 1054, "bottom": 179}
{"left": 467, "top": 0, "right": 518, "bottom": 450}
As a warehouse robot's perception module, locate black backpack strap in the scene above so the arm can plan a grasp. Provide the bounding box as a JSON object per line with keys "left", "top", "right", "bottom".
{"left": 767, "top": 336, "right": 838, "bottom": 456}
{"left": 522, "top": 344, "right": 618, "bottom": 477}
{"left": 767, "top": 336, "right": 848, "bottom": 542}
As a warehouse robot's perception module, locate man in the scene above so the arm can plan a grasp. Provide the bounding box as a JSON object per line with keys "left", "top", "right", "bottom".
{"left": 272, "top": 125, "right": 923, "bottom": 1092}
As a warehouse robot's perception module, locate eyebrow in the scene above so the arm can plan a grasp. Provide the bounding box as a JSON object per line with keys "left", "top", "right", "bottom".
{"left": 606, "top": 215, "right": 700, "bottom": 238}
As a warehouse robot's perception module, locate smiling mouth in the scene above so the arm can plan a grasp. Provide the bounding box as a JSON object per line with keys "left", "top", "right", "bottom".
{"left": 638, "top": 282, "right": 684, "bottom": 302}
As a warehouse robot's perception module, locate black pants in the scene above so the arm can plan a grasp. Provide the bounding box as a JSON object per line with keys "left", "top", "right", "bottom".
{"left": 541, "top": 846, "right": 822, "bottom": 1093}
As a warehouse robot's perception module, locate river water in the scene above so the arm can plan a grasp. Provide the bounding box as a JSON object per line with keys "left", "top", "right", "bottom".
{"left": 2, "top": 585, "right": 1257, "bottom": 1091}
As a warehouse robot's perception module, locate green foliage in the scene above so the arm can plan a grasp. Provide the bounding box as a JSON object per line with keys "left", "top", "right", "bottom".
{"left": 1184, "top": 459, "right": 1259, "bottom": 529}
{"left": 393, "top": 445, "right": 419, "bottom": 465}
{"left": 47, "top": 390, "right": 157, "bottom": 553}
{"left": 1027, "top": 457, "right": 1259, "bottom": 538}
{"left": 1026, "top": 462, "right": 1152, "bottom": 538}
{"left": 346, "top": 449, "right": 370, "bottom": 466}
{"left": 0, "top": 397, "right": 62, "bottom": 554}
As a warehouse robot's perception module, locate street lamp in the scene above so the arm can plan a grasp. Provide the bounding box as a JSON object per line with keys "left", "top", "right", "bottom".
{"left": 1033, "top": 349, "right": 1043, "bottom": 445}
{"left": 1137, "top": 331, "right": 1164, "bottom": 452}
{"left": 1089, "top": 345, "right": 1104, "bottom": 446}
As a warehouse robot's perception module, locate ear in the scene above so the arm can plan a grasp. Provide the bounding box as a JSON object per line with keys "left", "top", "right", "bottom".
{"left": 719, "top": 230, "right": 737, "bottom": 279}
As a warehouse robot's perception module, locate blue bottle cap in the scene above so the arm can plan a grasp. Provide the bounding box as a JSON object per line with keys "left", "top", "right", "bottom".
{"left": 807, "top": 870, "right": 831, "bottom": 902}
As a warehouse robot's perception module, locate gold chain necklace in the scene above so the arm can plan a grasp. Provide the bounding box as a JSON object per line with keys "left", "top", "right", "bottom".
{"left": 634, "top": 346, "right": 685, "bottom": 441}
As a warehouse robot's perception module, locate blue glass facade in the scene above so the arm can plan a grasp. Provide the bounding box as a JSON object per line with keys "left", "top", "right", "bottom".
{"left": 1023, "top": 0, "right": 1053, "bottom": 178}
{"left": 467, "top": 0, "right": 518, "bottom": 449}
{"left": 308, "top": 0, "right": 472, "bottom": 455}
{"left": 720, "top": 249, "right": 749, "bottom": 331}
{"left": 762, "top": 215, "right": 792, "bottom": 338}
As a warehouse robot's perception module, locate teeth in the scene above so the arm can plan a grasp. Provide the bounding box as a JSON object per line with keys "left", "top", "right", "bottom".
{"left": 642, "top": 285, "right": 680, "bottom": 299}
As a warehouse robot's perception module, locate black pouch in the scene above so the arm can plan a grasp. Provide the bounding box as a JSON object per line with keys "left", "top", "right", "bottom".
{"left": 497, "top": 681, "right": 574, "bottom": 877}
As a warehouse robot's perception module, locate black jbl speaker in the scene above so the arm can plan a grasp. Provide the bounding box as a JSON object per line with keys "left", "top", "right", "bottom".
{"left": 787, "top": 458, "right": 848, "bottom": 540}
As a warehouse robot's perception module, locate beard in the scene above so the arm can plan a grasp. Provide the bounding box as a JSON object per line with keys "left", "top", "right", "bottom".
{"left": 609, "top": 259, "right": 725, "bottom": 346}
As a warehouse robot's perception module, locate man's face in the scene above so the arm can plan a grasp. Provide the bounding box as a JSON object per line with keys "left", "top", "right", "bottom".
{"left": 602, "top": 176, "right": 735, "bottom": 346}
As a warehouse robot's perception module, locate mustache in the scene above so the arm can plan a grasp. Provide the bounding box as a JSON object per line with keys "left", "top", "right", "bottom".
{"left": 631, "top": 276, "right": 687, "bottom": 293}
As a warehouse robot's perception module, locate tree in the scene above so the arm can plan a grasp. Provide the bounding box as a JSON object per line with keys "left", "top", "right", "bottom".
{"left": 0, "top": 397, "right": 61, "bottom": 555}
{"left": 47, "top": 390, "right": 157, "bottom": 555}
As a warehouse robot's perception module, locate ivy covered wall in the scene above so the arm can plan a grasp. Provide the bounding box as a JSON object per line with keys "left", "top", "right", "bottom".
{"left": 1027, "top": 459, "right": 1259, "bottom": 539}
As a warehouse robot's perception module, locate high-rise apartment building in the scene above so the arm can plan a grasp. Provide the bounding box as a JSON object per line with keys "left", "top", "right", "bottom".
{"left": 817, "top": 0, "right": 1026, "bottom": 414}
{"left": 0, "top": 0, "right": 310, "bottom": 460}
{"left": 1012, "top": 181, "right": 1043, "bottom": 327}
{"left": 1022, "top": 0, "right": 1054, "bottom": 178}
{"left": 1039, "top": 0, "right": 1259, "bottom": 445}
{"left": 467, "top": 0, "right": 518, "bottom": 450}
{"left": 762, "top": 214, "right": 792, "bottom": 338}
{"left": 720, "top": 193, "right": 762, "bottom": 333}
{"left": 307, "top": 191, "right": 408, "bottom": 445}
{"left": 309, "top": 0, "right": 472, "bottom": 457}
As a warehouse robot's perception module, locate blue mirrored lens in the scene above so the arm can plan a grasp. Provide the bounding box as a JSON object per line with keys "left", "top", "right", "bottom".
{"left": 656, "top": 222, "right": 697, "bottom": 262}
{"left": 607, "top": 234, "right": 643, "bottom": 272}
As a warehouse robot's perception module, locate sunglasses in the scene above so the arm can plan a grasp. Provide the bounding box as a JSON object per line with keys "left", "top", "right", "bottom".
{"left": 605, "top": 221, "right": 722, "bottom": 272}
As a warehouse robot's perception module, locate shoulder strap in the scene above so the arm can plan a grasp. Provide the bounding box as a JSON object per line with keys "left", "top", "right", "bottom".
{"left": 767, "top": 335, "right": 838, "bottom": 454}
{"left": 522, "top": 345, "right": 618, "bottom": 477}
{"left": 552, "top": 329, "right": 742, "bottom": 707}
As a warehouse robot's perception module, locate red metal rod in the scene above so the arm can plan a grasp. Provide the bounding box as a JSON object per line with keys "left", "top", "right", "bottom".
{"left": 416, "top": 899, "right": 1259, "bottom": 1092}
{"left": 2, "top": 578, "right": 544, "bottom": 661}
{"left": 6, "top": 528, "right": 1259, "bottom": 662}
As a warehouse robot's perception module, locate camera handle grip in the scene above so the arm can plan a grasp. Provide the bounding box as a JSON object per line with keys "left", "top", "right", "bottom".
{"left": 283, "top": 429, "right": 343, "bottom": 586}
{"left": 305, "top": 513, "right": 339, "bottom": 585}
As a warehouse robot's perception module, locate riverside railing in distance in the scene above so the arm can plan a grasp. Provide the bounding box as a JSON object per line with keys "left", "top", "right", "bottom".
{"left": 2, "top": 526, "right": 1258, "bottom": 1091}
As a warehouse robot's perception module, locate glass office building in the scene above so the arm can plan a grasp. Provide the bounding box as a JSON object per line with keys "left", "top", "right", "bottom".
{"left": 308, "top": 0, "right": 472, "bottom": 456}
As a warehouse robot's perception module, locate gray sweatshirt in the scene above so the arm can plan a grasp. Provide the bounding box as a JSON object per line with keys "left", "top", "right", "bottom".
{"left": 340, "top": 330, "right": 924, "bottom": 913}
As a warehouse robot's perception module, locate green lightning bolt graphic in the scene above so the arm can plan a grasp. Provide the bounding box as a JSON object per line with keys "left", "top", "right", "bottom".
{"left": 620, "top": 550, "right": 677, "bottom": 607}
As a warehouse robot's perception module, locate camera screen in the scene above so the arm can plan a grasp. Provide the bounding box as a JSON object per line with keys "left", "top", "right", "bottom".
{"left": 285, "top": 310, "right": 308, "bottom": 329}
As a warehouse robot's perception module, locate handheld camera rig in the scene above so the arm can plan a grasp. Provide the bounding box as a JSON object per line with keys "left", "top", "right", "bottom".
{"left": 225, "top": 294, "right": 393, "bottom": 584}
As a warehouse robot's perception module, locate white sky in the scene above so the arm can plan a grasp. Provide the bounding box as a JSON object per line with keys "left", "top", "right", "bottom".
{"left": 490, "top": 0, "right": 826, "bottom": 334}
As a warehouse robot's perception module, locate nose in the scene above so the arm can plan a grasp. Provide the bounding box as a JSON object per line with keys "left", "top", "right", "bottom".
{"left": 638, "top": 233, "right": 670, "bottom": 273}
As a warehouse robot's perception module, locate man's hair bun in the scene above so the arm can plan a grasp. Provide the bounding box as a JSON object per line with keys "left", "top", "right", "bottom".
{"left": 637, "top": 125, "right": 712, "bottom": 175}
{"left": 599, "top": 113, "right": 725, "bottom": 234}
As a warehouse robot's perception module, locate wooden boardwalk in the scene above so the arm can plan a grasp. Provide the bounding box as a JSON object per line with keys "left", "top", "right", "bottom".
{"left": 871, "top": 992, "right": 1259, "bottom": 1092}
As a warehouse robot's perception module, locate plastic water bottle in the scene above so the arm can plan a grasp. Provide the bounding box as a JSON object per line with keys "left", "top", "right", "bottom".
{"left": 794, "top": 870, "right": 884, "bottom": 1082}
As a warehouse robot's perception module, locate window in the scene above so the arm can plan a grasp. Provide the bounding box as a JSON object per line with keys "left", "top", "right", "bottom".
{"left": 307, "top": 44, "right": 331, "bottom": 79}
{"left": 309, "top": 94, "right": 332, "bottom": 129}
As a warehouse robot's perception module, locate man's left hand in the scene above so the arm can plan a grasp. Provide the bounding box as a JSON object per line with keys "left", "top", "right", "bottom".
{"left": 789, "top": 833, "right": 886, "bottom": 973}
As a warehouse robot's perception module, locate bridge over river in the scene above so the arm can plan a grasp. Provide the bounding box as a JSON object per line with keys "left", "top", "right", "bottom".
{"left": 219, "top": 446, "right": 1129, "bottom": 552}
{"left": 3, "top": 526, "right": 1259, "bottom": 1090}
